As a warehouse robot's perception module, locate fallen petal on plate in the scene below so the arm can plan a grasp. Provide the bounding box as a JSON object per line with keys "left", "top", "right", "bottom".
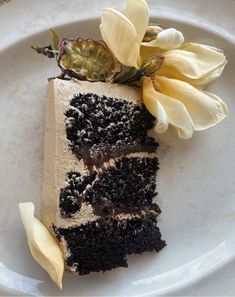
{"left": 19, "top": 202, "right": 64, "bottom": 289}
{"left": 143, "top": 77, "right": 194, "bottom": 138}
{"left": 100, "top": 8, "right": 140, "bottom": 68}
{"left": 142, "top": 28, "right": 184, "bottom": 50}
{"left": 125, "top": 0, "right": 149, "bottom": 45}
{"left": 157, "top": 43, "right": 228, "bottom": 86}
{"left": 156, "top": 75, "right": 228, "bottom": 130}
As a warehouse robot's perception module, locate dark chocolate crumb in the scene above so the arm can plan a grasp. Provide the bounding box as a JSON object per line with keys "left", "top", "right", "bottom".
{"left": 59, "top": 171, "right": 97, "bottom": 217}
{"left": 59, "top": 157, "right": 159, "bottom": 218}
{"left": 56, "top": 90, "right": 166, "bottom": 274}
{"left": 65, "top": 93, "right": 157, "bottom": 165}
{"left": 54, "top": 214, "right": 166, "bottom": 275}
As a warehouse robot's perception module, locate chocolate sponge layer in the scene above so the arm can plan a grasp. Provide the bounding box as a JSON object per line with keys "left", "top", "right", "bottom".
{"left": 59, "top": 156, "right": 160, "bottom": 218}
{"left": 54, "top": 214, "right": 166, "bottom": 275}
{"left": 65, "top": 92, "right": 157, "bottom": 166}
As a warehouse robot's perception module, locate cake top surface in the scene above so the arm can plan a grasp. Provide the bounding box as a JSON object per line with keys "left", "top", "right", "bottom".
{"left": 52, "top": 78, "right": 142, "bottom": 104}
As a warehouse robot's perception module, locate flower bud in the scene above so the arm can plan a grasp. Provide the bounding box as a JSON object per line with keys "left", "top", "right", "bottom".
{"left": 142, "top": 55, "right": 165, "bottom": 76}
{"left": 143, "top": 26, "right": 163, "bottom": 42}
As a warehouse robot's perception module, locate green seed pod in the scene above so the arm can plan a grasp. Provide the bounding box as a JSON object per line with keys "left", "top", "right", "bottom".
{"left": 58, "top": 38, "right": 121, "bottom": 82}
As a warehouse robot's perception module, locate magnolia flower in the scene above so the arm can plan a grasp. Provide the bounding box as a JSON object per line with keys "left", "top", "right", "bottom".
{"left": 100, "top": 0, "right": 228, "bottom": 139}
{"left": 141, "top": 42, "right": 228, "bottom": 138}
{"left": 100, "top": 0, "right": 184, "bottom": 68}
{"left": 19, "top": 202, "right": 64, "bottom": 289}
{"left": 143, "top": 75, "right": 228, "bottom": 139}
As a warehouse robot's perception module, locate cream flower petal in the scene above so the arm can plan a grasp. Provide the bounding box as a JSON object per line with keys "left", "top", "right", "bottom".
{"left": 19, "top": 202, "right": 64, "bottom": 289}
{"left": 125, "top": 0, "right": 149, "bottom": 45}
{"left": 158, "top": 43, "right": 228, "bottom": 86}
{"left": 156, "top": 76, "right": 228, "bottom": 130}
{"left": 140, "top": 45, "right": 165, "bottom": 64}
{"left": 143, "top": 77, "right": 169, "bottom": 133}
{"left": 143, "top": 77, "right": 194, "bottom": 139}
{"left": 142, "top": 28, "right": 184, "bottom": 50}
{"left": 100, "top": 8, "right": 139, "bottom": 68}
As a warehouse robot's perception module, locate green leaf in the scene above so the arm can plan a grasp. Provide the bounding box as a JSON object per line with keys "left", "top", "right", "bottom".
{"left": 49, "top": 29, "right": 59, "bottom": 52}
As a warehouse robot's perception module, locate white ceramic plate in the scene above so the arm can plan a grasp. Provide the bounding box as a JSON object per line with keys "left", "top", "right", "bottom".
{"left": 1, "top": 0, "right": 235, "bottom": 296}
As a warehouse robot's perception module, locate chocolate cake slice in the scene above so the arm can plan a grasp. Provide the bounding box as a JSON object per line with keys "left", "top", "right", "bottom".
{"left": 42, "top": 78, "right": 165, "bottom": 274}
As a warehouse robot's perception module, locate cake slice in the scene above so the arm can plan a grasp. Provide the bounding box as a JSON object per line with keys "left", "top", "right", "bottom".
{"left": 42, "top": 78, "right": 165, "bottom": 274}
